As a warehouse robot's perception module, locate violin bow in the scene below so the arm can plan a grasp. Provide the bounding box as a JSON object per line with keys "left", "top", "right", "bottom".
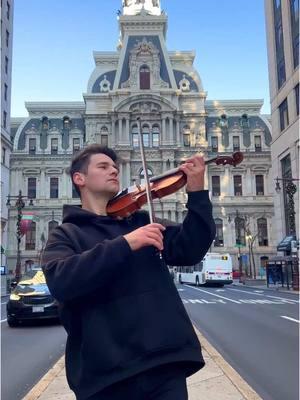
{"left": 136, "top": 116, "right": 156, "bottom": 223}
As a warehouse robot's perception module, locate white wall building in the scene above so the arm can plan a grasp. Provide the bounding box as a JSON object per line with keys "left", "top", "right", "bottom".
{"left": 265, "top": 0, "right": 299, "bottom": 247}
{"left": 1, "top": 0, "right": 14, "bottom": 293}
{"left": 8, "top": 0, "right": 276, "bottom": 279}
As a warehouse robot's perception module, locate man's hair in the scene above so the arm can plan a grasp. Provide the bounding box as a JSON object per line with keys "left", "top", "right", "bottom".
{"left": 68, "top": 144, "right": 119, "bottom": 197}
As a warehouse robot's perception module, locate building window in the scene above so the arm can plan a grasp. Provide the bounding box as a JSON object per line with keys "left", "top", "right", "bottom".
{"left": 295, "top": 83, "right": 299, "bottom": 116}
{"left": 254, "top": 135, "right": 262, "bottom": 152}
{"left": 257, "top": 218, "right": 268, "bottom": 246}
{"left": 25, "top": 221, "right": 36, "bottom": 250}
{"left": 140, "top": 65, "right": 150, "bottom": 89}
{"left": 73, "top": 138, "right": 80, "bottom": 153}
{"left": 27, "top": 178, "right": 36, "bottom": 199}
{"left": 183, "top": 133, "right": 190, "bottom": 147}
{"left": 132, "top": 125, "right": 139, "bottom": 148}
{"left": 29, "top": 138, "right": 36, "bottom": 155}
{"left": 212, "top": 176, "right": 220, "bottom": 196}
{"left": 218, "top": 114, "right": 228, "bottom": 128}
{"left": 4, "top": 83, "right": 8, "bottom": 101}
{"left": 72, "top": 185, "right": 80, "bottom": 199}
{"left": 2, "top": 147, "right": 6, "bottom": 165}
{"left": 255, "top": 175, "right": 264, "bottom": 195}
{"left": 211, "top": 136, "right": 218, "bottom": 152}
{"left": 233, "top": 136, "right": 240, "bottom": 151}
{"left": 142, "top": 125, "right": 150, "bottom": 147}
{"left": 152, "top": 125, "right": 160, "bottom": 147}
{"left": 235, "top": 217, "right": 246, "bottom": 246}
{"left": 3, "top": 111, "right": 7, "bottom": 129}
{"left": 279, "top": 98, "right": 289, "bottom": 131}
{"left": 234, "top": 175, "right": 242, "bottom": 196}
{"left": 273, "top": 0, "right": 286, "bottom": 88}
{"left": 50, "top": 177, "right": 59, "bottom": 198}
{"left": 140, "top": 168, "right": 153, "bottom": 185}
{"left": 101, "top": 135, "right": 108, "bottom": 146}
{"left": 214, "top": 218, "right": 224, "bottom": 246}
{"left": 6, "top": 30, "right": 9, "bottom": 47}
{"left": 48, "top": 220, "right": 59, "bottom": 234}
{"left": 290, "top": 0, "right": 299, "bottom": 69}
{"left": 5, "top": 56, "right": 8, "bottom": 74}
{"left": 241, "top": 114, "right": 249, "bottom": 129}
{"left": 51, "top": 138, "right": 58, "bottom": 154}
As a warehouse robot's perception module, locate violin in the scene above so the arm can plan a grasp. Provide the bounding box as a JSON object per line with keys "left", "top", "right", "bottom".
{"left": 107, "top": 152, "right": 243, "bottom": 218}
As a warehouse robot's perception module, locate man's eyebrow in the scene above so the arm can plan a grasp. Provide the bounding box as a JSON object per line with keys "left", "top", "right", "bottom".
{"left": 96, "top": 161, "right": 119, "bottom": 169}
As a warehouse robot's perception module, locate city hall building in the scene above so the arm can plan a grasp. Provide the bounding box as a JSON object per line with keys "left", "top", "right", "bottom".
{"left": 7, "top": 0, "right": 276, "bottom": 277}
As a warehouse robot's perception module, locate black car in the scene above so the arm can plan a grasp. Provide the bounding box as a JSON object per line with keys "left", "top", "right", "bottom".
{"left": 6, "top": 269, "right": 59, "bottom": 327}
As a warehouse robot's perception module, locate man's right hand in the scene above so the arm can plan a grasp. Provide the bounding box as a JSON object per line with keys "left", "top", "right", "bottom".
{"left": 123, "top": 223, "right": 166, "bottom": 251}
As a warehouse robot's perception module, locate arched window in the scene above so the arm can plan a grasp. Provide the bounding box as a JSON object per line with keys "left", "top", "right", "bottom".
{"left": 235, "top": 217, "right": 246, "bottom": 246}
{"left": 139, "top": 167, "right": 153, "bottom": 185}
{"left": 48, "top": 220, "right": 59, "bottom": 235}
{"left": 142, "top": 124, "right": 150, "bottom": 147}
{"left": 132, "top": 124, "right": 139, "bottom": 148}
{"left": 25, "top": 221, "right": 36, "bottom": 250}
{"left": 152, "top": 125, "right": 160, "bottom": 147}
{"left": 240, "top": 113, "right": 249, "bottom": 129}
{"left": 257, "top": 218, "right": 268, "bottom": 246}
{"left": 219, "top": 114, "right": 228, "bottom": 128}
{"left": 140, "top": 65, "right": 150, "bottom": 89}
{"left": 214, "top": 218, "right": 224, "bottom": 247}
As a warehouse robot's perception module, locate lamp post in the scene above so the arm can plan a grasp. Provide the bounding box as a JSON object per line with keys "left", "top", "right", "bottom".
{"left": 6, "top": 191, "right": 34, "bottom": 283}
{"left": 228, "top": 210, "right": 247, "bottom": 283}
{"left": 275, "top": 177, "right": 299, "bottom": 290}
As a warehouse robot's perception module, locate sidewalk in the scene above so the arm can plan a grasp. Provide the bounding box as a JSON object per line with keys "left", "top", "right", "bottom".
{"left": 22, "top": 327, "right": 261, "bottom": 400}
{"left": 232, "top": 279, "right": 300, "bottom": 295}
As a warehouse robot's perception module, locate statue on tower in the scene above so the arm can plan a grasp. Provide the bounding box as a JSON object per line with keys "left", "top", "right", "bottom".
{"left": 122, "top": 0, "right": 161, "bottom": 16}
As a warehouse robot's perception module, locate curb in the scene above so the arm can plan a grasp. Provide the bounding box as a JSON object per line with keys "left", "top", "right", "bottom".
{"left": 193, "top": 326, "right": 262, "bottom": 400}
{"left": 22, "top": 325, "right": 262, "bottom": 400}
{"left": 22, "top": 356, "right": 65, "bottom": 400}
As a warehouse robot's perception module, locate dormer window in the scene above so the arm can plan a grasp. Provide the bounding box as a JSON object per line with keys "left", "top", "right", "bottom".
{"left": 63, "top": 116, "right": 71, "bottom": 129}
{"left": 42, "top": 116, "right": 49, "bottom": 130}
{"left": 29, "top": 138, "right": 36, "bottom": 155}
{"left": 241, "top": 114, "right": 249, "bottom": 128}
{"left": 140, "top": 65, "right": 150, "bottom": 89}
{"left": 255, "top": 135, "right": 262, "bottom": 152}
{"left": 219, "top": 114, "right": 228, "bottom": 128}
{"left": 51, "top": 138, "right": 58, "bottom": 154}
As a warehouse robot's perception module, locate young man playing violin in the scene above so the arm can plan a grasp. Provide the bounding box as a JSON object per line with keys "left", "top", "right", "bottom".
{"left": 42, "top": 144, "right": 216, "bottom": 400}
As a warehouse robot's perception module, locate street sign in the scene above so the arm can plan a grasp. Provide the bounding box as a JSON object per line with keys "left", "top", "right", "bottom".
{"left": 235, "top": 243, "right": 246, "bottom": 248}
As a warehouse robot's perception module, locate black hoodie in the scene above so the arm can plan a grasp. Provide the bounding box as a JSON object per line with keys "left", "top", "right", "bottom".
{"left": 42, "top": 190, "right": 216, "bottom": 400}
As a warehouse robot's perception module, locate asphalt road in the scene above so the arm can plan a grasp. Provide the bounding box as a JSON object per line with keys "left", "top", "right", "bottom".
{"left": 178, "top": 284, "right": 299, "bottom": 400}
{"left": 1, "top": 295, "right": 67, "bottom": 400}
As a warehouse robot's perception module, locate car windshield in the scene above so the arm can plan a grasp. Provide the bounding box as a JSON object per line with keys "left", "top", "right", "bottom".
{"left": 18, "top": 270, "right": 46, "bottom": 286}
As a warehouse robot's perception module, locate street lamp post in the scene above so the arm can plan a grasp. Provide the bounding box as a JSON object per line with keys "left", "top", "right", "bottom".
{"left": 6, "top": 191, "right": 34, "bottom": 283}
{"left": 275, "top": 177, "right": 299, "bottom": 290}
{"left": 228, "top": 210, "right": 246, "bottom": 283}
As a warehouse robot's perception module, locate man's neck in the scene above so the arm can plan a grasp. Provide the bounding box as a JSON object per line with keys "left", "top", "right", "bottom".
{"left": 81, "top": 195, "right": 109, "bottom": 216}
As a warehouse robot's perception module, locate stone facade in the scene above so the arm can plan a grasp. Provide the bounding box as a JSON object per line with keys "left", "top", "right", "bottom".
{"left": 7, "top": 1, "right": 276, "bottom": 277}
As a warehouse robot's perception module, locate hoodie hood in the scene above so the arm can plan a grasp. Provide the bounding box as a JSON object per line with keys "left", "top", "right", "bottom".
{"left": 62, "top": 204, "right": 114, "bottom": 225}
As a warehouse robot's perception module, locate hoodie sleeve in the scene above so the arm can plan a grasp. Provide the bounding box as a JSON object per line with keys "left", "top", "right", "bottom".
{"left": 41, "top": 227, "right": 132, "bottom": 302}
{"left": 161, "top": 190, "right": 216, "bottom": 266}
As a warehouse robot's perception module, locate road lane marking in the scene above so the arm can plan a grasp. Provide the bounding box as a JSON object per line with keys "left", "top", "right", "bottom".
{"left": 184, "top": 285, "right": 241, "bottom": 303}
{"left": 1, "top": 319, "right": 7, "bottom": 323}
{"left": 177, "top": 289, "right": 185, "bottom": 291}
{"left": 227, "top": 288, "right": 299, "bottom": 303}
{"left": 280, "top": 316, "right": 300, "bottom": 324}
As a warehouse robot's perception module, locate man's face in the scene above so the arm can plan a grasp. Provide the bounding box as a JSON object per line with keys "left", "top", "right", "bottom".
{"left": 75, "top": 153, "right": 120, "bottom": 198}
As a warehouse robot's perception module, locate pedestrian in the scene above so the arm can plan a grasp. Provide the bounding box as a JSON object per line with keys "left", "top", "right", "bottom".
{"left": 42, "top": 144, "right": 216, "bottom": 400}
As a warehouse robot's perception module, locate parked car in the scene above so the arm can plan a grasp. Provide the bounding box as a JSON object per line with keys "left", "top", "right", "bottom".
{"left": 6, "top": 268, "right": 59, "bottom": 327}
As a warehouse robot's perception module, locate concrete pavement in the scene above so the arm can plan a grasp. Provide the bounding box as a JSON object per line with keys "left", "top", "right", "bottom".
{"left": 22, "top": 326, "right": 261, "bottom": 400}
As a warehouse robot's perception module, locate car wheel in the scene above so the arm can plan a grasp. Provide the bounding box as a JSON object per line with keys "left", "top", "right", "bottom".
{"left": 196, "top": 276, "right": 199, "bottom": 286}
{"left": 7, "top": 317, "right": 19, "bottom": 327}
{"left": 179, "top": 275, "right": 183, "bottom": 284}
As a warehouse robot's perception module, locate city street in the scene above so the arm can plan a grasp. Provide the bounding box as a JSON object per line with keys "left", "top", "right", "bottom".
{"left": 1, "top": 296, "right": 66, "bottom": 400}
{"left": 178, "top": 283, "right": 299, "bottom": 400}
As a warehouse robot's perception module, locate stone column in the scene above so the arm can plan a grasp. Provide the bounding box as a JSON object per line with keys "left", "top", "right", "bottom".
{"left": 176, "top": 119, "right": 180, "bottom": 145}
{"left": 169, "top": 116, "right": 174, "bottom": 145}
{"left": 126, "top": 118, "right": 130, "bottom": 144}
{"left": 126, "top": 162, "right": 130, "bottom": 187}
{"left": 118, "top": 118, "right": 122, "bottom": 145}
{"left": 111, "top": 117, "right": 116, "bottom": 147}
{"left": 162, "top": 117, "right": 166, "bottom": 145}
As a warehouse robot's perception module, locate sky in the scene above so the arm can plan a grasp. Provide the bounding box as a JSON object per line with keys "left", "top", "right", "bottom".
{"left": 11, "top": 0, "right": 271, "bottom": 117}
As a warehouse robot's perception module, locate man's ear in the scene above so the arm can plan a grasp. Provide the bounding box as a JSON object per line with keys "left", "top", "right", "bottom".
{"left": 73, "top": 172, "right": 85, "bottom": 188}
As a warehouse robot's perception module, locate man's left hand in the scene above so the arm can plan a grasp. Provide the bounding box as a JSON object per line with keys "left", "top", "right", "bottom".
{"left": 179, "top": 155, "right": 205, "bottom": 192}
